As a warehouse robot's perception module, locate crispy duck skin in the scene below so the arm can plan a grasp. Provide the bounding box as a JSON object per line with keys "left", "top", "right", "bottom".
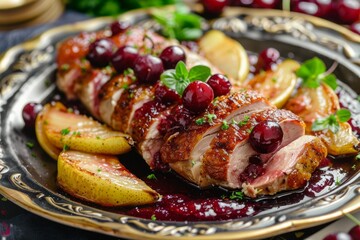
{"left": 56, "top": 27, "right": 328, "bottom": 197}
{"left": 242, "top": 135, "right": 327, "bottom": 198}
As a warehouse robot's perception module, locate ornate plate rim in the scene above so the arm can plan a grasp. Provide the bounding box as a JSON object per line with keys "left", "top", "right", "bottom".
{"left": 0, "top": 5, "right": 359, "bottom": 240}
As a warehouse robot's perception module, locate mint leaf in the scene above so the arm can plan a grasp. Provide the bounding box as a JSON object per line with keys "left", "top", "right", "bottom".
{"left": 322, "top": 74, "right": 337, "bottom": 90}
{"left": 311, "top": 117, "right": 330, "bottom": 132}
{"left": 188, "top": 65, "right": 211, "bottom": 82}
{"left": 336, "top": 109, "right": 351, "bottom": 122}
{"left": 175, "top": 61, "right": 188, "bottom": 79}
{"left": 328, "top": 115, "right": 340, "bottom": 133}
{"left": 176, "top": 80, "right": 190, "bottom": 96}
{"left": 161, "top": 70, "right": 177, "bottom": 90}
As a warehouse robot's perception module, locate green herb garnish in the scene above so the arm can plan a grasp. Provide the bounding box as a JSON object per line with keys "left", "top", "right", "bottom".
{"left": 221, "top": 120, "right": 229, "bottom": 130}
{"left": 205, "top": 113, "right": 217, "bottom": 124}
{"left": 238, "top": 115, "right": 250, "bottom": 127}
{"left": 311, "top": 109, "right": 351, "bottom": 133}
{"left": 60, "top": 128, "right": 71, "bottom": 136}
{"left": 296, "top": 57, "right": 337, "bottom": 90}
{"left": 160, "top": 61, "right": 211, "bottom": 96}
{"left": 229, "top": 191, "right": 244, "bottom": 200}
{"left": 26, "top": 142, "right": 34, "bottom": 149}
{"left": 60, "top": 64, "right": 69, "bottom": 71}
{"left": 147, "top": 173, "right": 157, "bottom": 180}
{"left": 63, "top": 144, "right": 70, "bottom": 151}
{"left": 152, "top": 5, "right": 203, "bottom": 41}
{"left": 195, "top": 117, "right": 206, "bottom": 125}
{"left": 151, "top": 214, "right": 157, "bottom": 221}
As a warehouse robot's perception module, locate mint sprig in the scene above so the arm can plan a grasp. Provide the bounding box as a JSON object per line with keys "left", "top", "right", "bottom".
{"left": 296, "top": 57, "right": 338, "bottom": 90}
{"left": 161, "top": 61, "right": 211, "bottom": 95}
{"left": 311, "top": 109, "right": 351, "bottom": 133}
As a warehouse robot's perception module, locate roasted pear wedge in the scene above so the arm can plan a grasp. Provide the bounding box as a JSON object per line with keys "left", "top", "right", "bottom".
{"left": 285, "top": 83, "right": 359, "bottom": 156}
{"left": 198, "top": 30, "right": 249, "bottom": 83}
{"left": 35, "top": 103, "right": 63, "bottom": 160}
{"left": 42, "top": 102, "right": 132, "bottom": 155}
{"left": 58, "top": 150, "right": 160, "bottom": 206}
{"left": 247, "top": 59, "right": 300, "bottom": 108}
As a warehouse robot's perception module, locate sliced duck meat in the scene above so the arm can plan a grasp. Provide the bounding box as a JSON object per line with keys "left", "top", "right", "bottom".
{"left": 242, "top": 135, "right": 327, "bottom": 198}
{"left": 168, "top": 108, "right": 305, "bottom": 188}
{"left": 160, "top": 90, "right": 273, "bottom": 165}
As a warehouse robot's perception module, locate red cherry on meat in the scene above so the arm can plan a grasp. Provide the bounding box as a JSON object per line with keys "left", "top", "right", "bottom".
{"left": 349, "top": 225, "right": 360, "bottom": 240}
{"left": 110, "top": 21, "right": 130, "bottom": 36}
{"left": 202, "top": 0, "right": 228, "bottom": 16}
{"left": 249, "top": 120, "right": 283, "bottom": 154}
{"left": 207, "top": 74, "right": 231, "bottom": 97}
{"left": 133, "top": 55, "right": 164, "bottom": 84}
{"left": 182, "top": 81, "right": 214, "bottom": 113}
{"left": 337, "top": 0, "right": 360, "bottom": 24}
{"left": 255, "top": 48, "right": 280, "bottom": 72}
{"left": 155, "top": 83, "right": 181, "bottom": 105}
{"left": 111, "top": 46, "right": 138, "bottom": 73}
{"left": 253, "top": 0, "right": 279, "bottom": 9}
{"left": 22, "top": 102, "right": 43, "bottom": 128}
{"left": 323, "top": 232, "right": 353, "bottom": 240}
{"left": 87, "top": 38, "right": 115, "bottom": 68}
{"left": 159, "top": 46, "right": 186, "bottom": 70}
{"left": 350, "top": 21, "right": 360, "bottom": 35}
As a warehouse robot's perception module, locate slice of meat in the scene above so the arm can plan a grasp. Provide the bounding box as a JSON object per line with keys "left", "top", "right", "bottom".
{"left": 161, "top": 90, "right": 273, "bottom": 165}
{"left": 242, "top": 135, "right": 327, "bottom": 198}
{"left": 168, "top": 108, "right": 305, "bottom": 188}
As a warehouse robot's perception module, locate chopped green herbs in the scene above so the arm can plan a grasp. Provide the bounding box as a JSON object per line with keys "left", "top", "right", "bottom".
{"left": 195, "top": 117, "right": 206, "bottom": 125}
{"left": 63, "top": 144, "right": 70, "bottom": 151}
{"left": 205, "top": 113, "right": 217, "bottom": 123}
{"left": 311, "top": 109, "right": 351, "bottom": 133}
{"left": 60, "top": 128, "right": 71, "bottom": 136}
{"left": 147, "top": 173, "right": 157, "bottom": 180}
{"left": 152, "top": 5, "right": 203, "bottom": 41}
{"left": 60, "top": 64, "right": 69, "bottom": 71}
{"left": 335, "top": 177, "right": 340, "bottom": 186}
{"left": 151, "top": 214, "right": 157, "bottom": 221}
{"left": 229, "top": 191, "right": 244, "bottom": 200}
{"left": 160, "top": 61, "right": 211, "bottom": 96}
{"left": 221, "top": 120, "right": 229, "bottom": 130}
{"left": 195, "top": 113, "right": 217, "bottom": 125}
{"left": 296, "top": 57, "right": 338, "bottom": 90}
{"left": 26, "top": 142, "right": 34, "bottom": 149}
{"left": 238, "top": 115, "right": 250, "bottom": 127}
{"left": 352, "top": 164, "right": 356, "bottom": 170}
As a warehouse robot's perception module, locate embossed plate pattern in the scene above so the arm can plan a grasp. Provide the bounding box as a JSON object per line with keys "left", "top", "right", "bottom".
{"left": 0, "top": 6, "right": 359, "bottom": 240}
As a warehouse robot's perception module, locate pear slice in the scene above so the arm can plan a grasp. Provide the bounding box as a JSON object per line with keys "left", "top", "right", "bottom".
{"left": 198, "top": 30, "right": 250, "bottom": 83}
{"left": 35, "top": 103, "right": 63, "bottom": 160}
{"left": 247, "top": 59, "right": 300, "bottom": 108}
{"left": 42, "top": 102, "right": 132, "bottom": 155}
{"left": 58, "top": 150, "right": 160, "bottom": 206}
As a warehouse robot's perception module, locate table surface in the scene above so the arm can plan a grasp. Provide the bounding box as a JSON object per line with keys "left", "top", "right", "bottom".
{"left": 0, "top": 9, "right": 355, "bottom": 240}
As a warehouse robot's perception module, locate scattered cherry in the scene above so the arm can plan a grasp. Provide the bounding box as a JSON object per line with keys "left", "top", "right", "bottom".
{"left": 133, "top": 55, "right": 164, "bottom": 84}
{"left": 154, "top": 83, "right": 181, "bottom": 105}
{"left": 323, "top": 232, "right": 352, "bottom": 240}
{"left": 230, "top": 0, "right": 254, "bottom": 7}
{"left": 202, "top": 0, "right": 228, "bottom": 17}
{"left": 253, "top": 0, "right": 279, "bottom": 9}
{"left": 111, "top": 46, "right": 138, "bottom": 73}
{"left": 165, "top": 105, "right": 194, "bottom": 130}
{"left": 110, "top": 21, "right": 130, "bottom": 36}
{"left": 22, "top": 102, "right": 43, "bottom": 128}
{"left": 159, "top": 46, "right": 186, "bottom": 70}
{"left": 337, "top": 0, "right": 360, "bottom": 24}
{"left": 350, "top": 21, "right": 360, "bottom": 35}
{"left": 182, "top": 81, "right": 214, "bottom": 113}
{"left": 309, "top": 0, "right": 332, "bottom": 18}
{"left": 207, "top": 74, "right": 231, "bottom": 97}
{"left": 86, "top": 38, "right": 116, "bottom": 68}
{"left": 349, "top": 225, "right": 360, "bottom": 240}
{"left": 293, "top": 1, "right": 321, "bottom": 17}
{"left": 255, "top": 48, "right": 280, "bottom": 72}
{"left": 249, "top": 120, "right": 283, "bottom": 154}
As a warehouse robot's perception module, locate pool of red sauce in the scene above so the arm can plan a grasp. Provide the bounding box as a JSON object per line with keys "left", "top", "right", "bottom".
{"left": 52, "top": 52, "right": 359, "bottom": 222}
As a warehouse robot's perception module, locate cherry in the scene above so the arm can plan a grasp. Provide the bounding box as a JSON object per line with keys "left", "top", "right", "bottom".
{"left": 255, "top": 48, "right": 280, "bottom": 72}
{"left": 166, "top": 105, "right": 194, "bottom": 130}
{"left": 22, "top": 102, "right": 43, "bottom": 128}
{"left": 154, "top": 83, "right": 181, "bottom": 105}
{"left": 349, "top": 225, "right": 360, "bottom": 240}
{"left": 229, "top": 0, "right": 253, "bottom": 7}
{"left": 110, "top": 21, "right": 130, "bottom": 36}
{"left": 309, "top": 0, "right": 332, "bottom": 18}
{"left": 182, "top": 81, "right": 214, "bottom": 113}
{"left": 337, "top": 0, "right": 360, "bottom": 24}
{"left": 293, "top": 1, "right": 321, "bottom": 17}
{"left": 350, "top": 21, "right": 360, "bottom": 35}
{"left": 159, "top": 46, "right": 186, "bottom": 70}
{"left": 253, "top": 0, "right": 279, "bottom": 9}
{"left": 202, "top": 0, "right": 228, "bottom": 17}
{"left": 207, "top": 74, "right": 231, "bottom": 97}
{"left": 111, "top": 46, "right": 138, "bottom": 73}
{"left": 249, "top": 120, "right": 283, "bottom": 154}
{"left": 323, "top": 232, "right": 352, "bottom": 240}
{"left": 86, "top": 38, "right": 116, "bottom": 68}
{"left": 133, "top": 55, "right": 164, "bottom": 84}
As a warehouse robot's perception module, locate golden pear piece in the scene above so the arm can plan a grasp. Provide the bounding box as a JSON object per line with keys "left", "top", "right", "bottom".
{"left": 42, "top": 102, "right": 132, "bottom": 155}
{"left": 58, "top": 150, "right": 160, "bottom": 206}
{"left": 198, "top": 30, "right": 250, "bottom": 83}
